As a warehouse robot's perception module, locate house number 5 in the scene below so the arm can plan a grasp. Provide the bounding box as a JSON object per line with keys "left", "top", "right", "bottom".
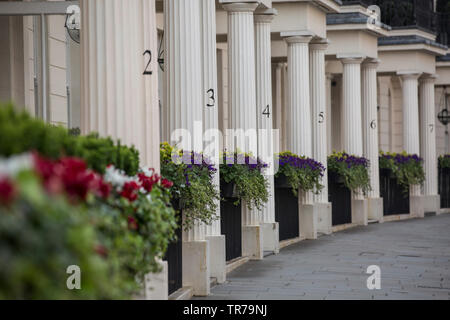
{"left": 318, "top": 112, "right": 325, "bottom": 124}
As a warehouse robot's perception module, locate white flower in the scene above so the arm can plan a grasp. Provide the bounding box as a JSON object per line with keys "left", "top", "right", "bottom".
{"left": 104, "top": 165, "right": 136, "bottom": 191}
{"left": 0, "top": 153, "right": 33, "bottom": 177}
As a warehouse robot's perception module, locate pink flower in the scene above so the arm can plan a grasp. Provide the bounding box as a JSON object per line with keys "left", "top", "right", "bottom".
{"left": 127, "top": 216, "right": 139, "bottom": 231}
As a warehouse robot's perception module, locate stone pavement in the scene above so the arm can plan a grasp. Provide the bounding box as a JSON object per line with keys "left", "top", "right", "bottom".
{"left": 195, "top": 214, "right": 450, "bottom": 300}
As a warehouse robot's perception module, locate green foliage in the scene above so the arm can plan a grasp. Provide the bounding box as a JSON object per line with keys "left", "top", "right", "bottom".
{"left": 439, "top": 155, "right": 450, "bottom": 169}
{"left": 328, "top": 151, "right": 371, "bottom": 194}
{"left": 0, "top": 171, "right": 127, "bottom": 300}
{"left": 160, "top": 143, "right": 219, "bottom": 228}
{"left": 220, "top": 151, "right": 269, "bottom": 210}
{"left": 0, "top": 103, "right": 140, "bottom": 176}
{"left": 275, "top": 151, "right": 325, "bottom": 197}
{"left": 379, "top": 151, "right": 425, "bottom": 190}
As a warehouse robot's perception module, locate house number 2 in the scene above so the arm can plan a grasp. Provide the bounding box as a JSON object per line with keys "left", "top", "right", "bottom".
{"left": 143, "top": 50, "right": 153, "bottom": 75}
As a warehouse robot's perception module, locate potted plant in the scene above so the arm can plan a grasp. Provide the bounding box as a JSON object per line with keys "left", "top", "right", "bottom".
{"left": 160, "top": 142, "right": 220, "bottom": 228}
{"left": 328, "top": 151, "right": 371, "bottom": 195}
{"left": 379, "top": 151, "right": 425, "bottom": 193}
{"left": 275, "top": 151, "right": 325, "bottom": 196}
{"left": 220, "top": 151, "right": 269, "bottom": 210}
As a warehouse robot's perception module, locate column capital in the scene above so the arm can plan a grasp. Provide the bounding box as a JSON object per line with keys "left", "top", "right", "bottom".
{"left": 254, "top": 8, "right": 277, "bottom": 23}
{"left": 420, "top": 74, "right": 438, "bottom": 84}
{"left": 222, "top": 2, "right": 258, "bottom": 13}
{"left": 362, "top": 58, "right": 380, "bottom": 69}
{"left": 337, "top": 54, "right": 365, "bottom": 65}
{"left": 310, "top": 38, "right": 330, "bottom": 51}
{"left": 397, "top": 70, "right": 422, "bottom": 80}
{"left": 282, "top": 31, "right": 314, "bottom": 44}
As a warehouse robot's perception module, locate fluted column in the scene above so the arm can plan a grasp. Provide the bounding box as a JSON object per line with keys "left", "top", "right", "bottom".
{"left": 80, "top": 0, "right": 160, "bottom": 170}
{"left": 399, "top": 71, "right": 422, "bottom": 196}
{"left": 201, "top": 0, "right": 221, "bottom": 238}
{"left": 224, "top": 2, "right": 259, "bottom": 226}
{"left": 310, "top": 39, "right": 329, "bottom": 203}
{"left": 420, "top": 75, "right": 438, "bottom": 196}
{"left": 274, "top": 63, "right": 284, "bottom": 153}
{"left": 339, "top": 55, "right": 365, "bottom": 156}
{"left": 284, "top": 33, "right": 313, "bottom": 204}
{"left": 164, "top": 0, "right": 205, "bottom": 241}
{"left": 362, "top": 59, "right": 381, "bottom": 198}
{"left": 255, "top": 11, "right": 276, "bottom": 224}
{"left": 326, "top": 73, "right": 333, "bottom": 155}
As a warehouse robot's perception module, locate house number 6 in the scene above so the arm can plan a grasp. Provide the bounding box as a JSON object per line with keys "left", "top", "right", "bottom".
{"left": 370, "top": 120, "right": 377, "bottom": 130}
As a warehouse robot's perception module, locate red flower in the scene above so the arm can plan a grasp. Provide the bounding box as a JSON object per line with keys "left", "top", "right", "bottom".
{"left": 0, "top": 177, "right": 16, "bottom": 206}
{"left": 97, "top": 179, "right": 111, "bottom": 199}
{"left": 58, "top": 158, "right": 97, "bottom": 201}
{"left": 127, "top": 216, "right": 139, "bottom": 231}
{"left": 138, "top": 172, "right": 161, "bottom": 193}
{"left": 94, "top": 244, "right": 108, "bottom": 258}
{"left": 120, "top": 181, "right": 140, "bottom": 202}
{"left": 161, "top": 178, "right": 174, "bottom": 189}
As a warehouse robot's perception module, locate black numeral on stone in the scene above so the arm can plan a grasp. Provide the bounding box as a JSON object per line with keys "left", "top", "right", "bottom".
{"left": 207, "top": 89, "right": 215, "bottom": 107}
{"left": 263, "top": 105, "right": 270, "bottom": 118}
{"left": 143, "top": 50, "right": 152, "bottom": 75}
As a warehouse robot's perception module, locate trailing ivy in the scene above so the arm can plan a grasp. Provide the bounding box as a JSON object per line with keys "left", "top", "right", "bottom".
{"left": 275, "top": 151, "right": 325, "bottom": 196}
{"left": 160, "top": 143, "right": 219, "bottom": 228}
{"left": 328, "top": 151, "right": 371, "bottom": 194}
{"left": 379, "top": 151, "right": 425, "bottom": 191}
{"left": 220, "top": 151, "right": 269, "bottom": 210}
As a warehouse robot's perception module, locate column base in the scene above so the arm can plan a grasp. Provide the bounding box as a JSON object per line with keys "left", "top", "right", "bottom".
{"left": 299, "top": 204, "right": 317, "bottom": 240}
{"left": 182, "top": 240, "right": 210, "bottom": 297}
{"left": 352, "top": 198, "right": 368, "bottom": 226}
{"left": 205, "top": 235, "right": 226, "bottom": 284}
{"left": 261, "top": 222, "right": 280, "bottom": 254}
{"left": 410, "top": 195, "right": 425, "bottom": 218}
{"left": 367, "top": 197, "right": 384, "bottom": 223}
{"left": 422, "top": 195, "right": 440, "bottom": 216}
{"left": 138, "top": 260, "right": 168, "bottom": 300}
{"left": 316, "top": 202, "right": 332, "bottom": 235}
{"left": 242, "top": 225, "right": 263, "bottom": 260}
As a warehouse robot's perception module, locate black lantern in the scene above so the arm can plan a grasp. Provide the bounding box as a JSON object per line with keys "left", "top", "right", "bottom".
{"left": 438, "top": 86, "right": 450, "bottom": 126}
{"left": 158, "top": 31, "right": 165, "bottom": 72}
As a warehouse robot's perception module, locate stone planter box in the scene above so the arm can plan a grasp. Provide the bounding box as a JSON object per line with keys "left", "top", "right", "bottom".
{"left": 274, "top": 173, "right": 299, "bottom": 241}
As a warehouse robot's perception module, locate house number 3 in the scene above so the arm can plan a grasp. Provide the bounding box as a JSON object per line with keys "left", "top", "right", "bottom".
{"left": 207, "top": 89, "right": 215, "bottom": 107}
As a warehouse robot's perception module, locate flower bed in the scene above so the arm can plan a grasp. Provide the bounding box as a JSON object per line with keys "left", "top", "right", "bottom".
{"left": 379, "top": 151, "right": 425, "bottom": 191}
{"left": 275, "top": 151, "right": 325, "bottom": 196}
{"left": 328, "top": 152, "right": 371, "bottom": 195}
{"left": 220, "top": 151, "right": 269, "bottom": 210}
{"left": 0, "top": 105, "right": 177, "bottom": 299}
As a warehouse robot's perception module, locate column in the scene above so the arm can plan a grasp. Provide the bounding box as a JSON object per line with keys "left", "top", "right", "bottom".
{"left": 80, "top": 0, "right": 160, "bottom": 170}
{"left": 310, "top": 40, "right": 332, "bottom": 235}
{"left": 283, "top": 32, "right": 317, "bottom": 238}
{"left": 339, "top": 55, "right": 367, "bottom": 225}
{"left": 398, "top": 71, "right": 423, "bottom": 217}
{"left": 80, "top": 0, "right": 165, "bottom": 300}
{"left": 326, "top": 73, "right": 333, "bottom": 155}
{"left": 420, "top": 75, "right": 439, "bottom": 213}
{"left": 399, "top": 71, "right": 421, "bottom": 196}
{"left": 362, "top": 59, "right": 381, "bottom": 198}
{"left": 224, "top": 2, "right": 262, "bottom": 260}
{"left": 310, "top": 39, "right": 329, "bottom": 203}
{"left": 284, "top": 33, "right": 313, "bottom": 159}
{"left": 339, "top": 55, "right": 365, "bottom": 156}
{"left": 201, "top": 0, "right": 226, "bottom": 284}
{"left": 164, "top": 0, "right": 209, "bottom": 296}
{"left": 255, "top": 10, "right": 279, "bottom": 253}
{"left": 274, "top": 63, "right": 284, "bottom": 152}
{"left": 362, "top": 59, "right": 384, "bottom": 222}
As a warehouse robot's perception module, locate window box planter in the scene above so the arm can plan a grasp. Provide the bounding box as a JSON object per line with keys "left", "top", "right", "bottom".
{"left": 274, "top": 173, "right": 299, "bottom": 241}
{"left": 328, "top": 170, "right": 352, "bottom": 226}
{"left": 220, "top": 180, "right": 242, "bottom": 262}
{"left": 439, "top": 166, "right": 450, "bottom": 209}
{"left": 379, "top": 168, "right": 410, "bottom": 216}
{"left": 165, "top": 198, "right": 183, "bottom": 295}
